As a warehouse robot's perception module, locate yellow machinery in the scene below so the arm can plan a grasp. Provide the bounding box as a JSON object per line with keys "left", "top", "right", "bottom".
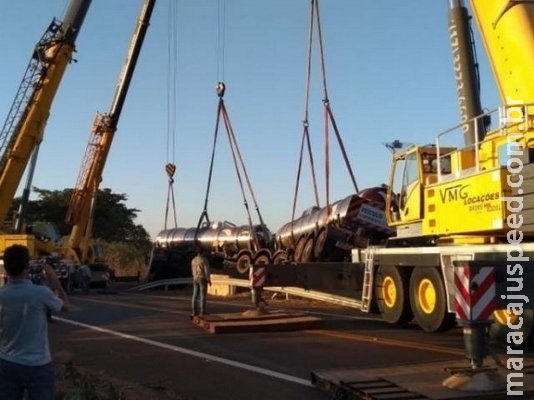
{"left": 0, "top": 0, "right": 154, "bottom": 269}
{"left": 0, "top": 0, "right": 91, "bottom": 258}
{"left": 62, "top": 0, "right": 155, "bottom": 266}
{"left": 355, "top": 0, "right": 534, "bottom": 347}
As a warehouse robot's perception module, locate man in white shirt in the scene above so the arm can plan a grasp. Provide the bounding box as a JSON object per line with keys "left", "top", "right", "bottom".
{"left": 0, "top": 244, "right": 69, "bottom": 399}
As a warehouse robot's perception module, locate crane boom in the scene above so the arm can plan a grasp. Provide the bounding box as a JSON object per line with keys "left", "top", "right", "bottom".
{"left": 470, "top": 0, "right": 534, "bottom": 105}
{"left": 0, "top": 0, "right": 91, "bottom": 229}
{"left": 448, "top": 0, "right": 486, "bottom": 145}
{"left": 65, "top": 0, "right": 156, "bottom": 264}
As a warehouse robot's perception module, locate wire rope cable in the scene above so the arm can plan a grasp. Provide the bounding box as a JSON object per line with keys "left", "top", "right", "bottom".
{"left": 196, "top": 0, "right": 227, "bottom": 235}
{"left": 196, "top": 0, "right": 265, "bottom": 251}
{"left": 163, "top": 0, "right": 179, "bottom": 231}
{"left": 217, "top": 0, "right": 226, "bottom": 82}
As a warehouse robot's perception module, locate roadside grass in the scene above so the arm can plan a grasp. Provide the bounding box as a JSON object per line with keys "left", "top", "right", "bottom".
{"left": 53, "top": 357, "right": 180, "bottom": 400}
{"left": 55, "top": 360, "right": 123, "bottom": 400}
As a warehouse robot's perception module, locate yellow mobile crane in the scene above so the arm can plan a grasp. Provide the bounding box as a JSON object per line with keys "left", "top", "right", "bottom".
{"left": 352, "top": 0, "right": 534, "bottom": 346}
{"left": 0, "top": 0, "right": 91, "bottom": 258}
{"left": 63, "top": 0, "right": 155, "bottom": 266}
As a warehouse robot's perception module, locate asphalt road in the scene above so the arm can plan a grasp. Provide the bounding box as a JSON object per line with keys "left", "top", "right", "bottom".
{"left": 48, "top": 287, "right": 534, "bottom": 400}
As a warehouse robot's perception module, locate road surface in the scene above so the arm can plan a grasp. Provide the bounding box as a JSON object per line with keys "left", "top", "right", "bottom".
{"left": 48, "top": 287, "right": 534, "bottom": 399}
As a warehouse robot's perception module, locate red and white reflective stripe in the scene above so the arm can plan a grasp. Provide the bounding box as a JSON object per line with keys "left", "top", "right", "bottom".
{"left": 454, "top": 265, "right": 496, "bottom": 321}
{"left": 249, "top": 267, "right": 265, "bottom": 287}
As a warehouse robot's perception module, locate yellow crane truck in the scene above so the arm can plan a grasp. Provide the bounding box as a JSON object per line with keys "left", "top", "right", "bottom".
{"left": 63, "top": 0, "right": 155, "bottom": 267}
{"left": 256, "top": 1, "right": 534, "bottom": 349}
{"left": 352, "top": 0, "right": 534, "bottom": 347}
{"left": 0, "top": 0, "right": 92, "bottom": 258}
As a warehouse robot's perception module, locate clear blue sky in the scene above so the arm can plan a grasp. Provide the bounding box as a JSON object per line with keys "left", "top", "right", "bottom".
{"left": 1, "top": 1, "right": 500, "bottom": 239}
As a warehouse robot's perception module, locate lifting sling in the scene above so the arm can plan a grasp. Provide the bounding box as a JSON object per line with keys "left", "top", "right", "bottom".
{"left": 291, "top": 0, "right": 359, "bottom": 230}
{"left": 196, "top": 82, "right": 266, "bottom": 252}
{"left": 162, "top": 0, "right": 179, "bottom": 231}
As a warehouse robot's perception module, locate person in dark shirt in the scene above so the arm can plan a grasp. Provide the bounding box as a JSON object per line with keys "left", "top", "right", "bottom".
{"left": 190, "top": 247, "right": 211, "bottom": 317}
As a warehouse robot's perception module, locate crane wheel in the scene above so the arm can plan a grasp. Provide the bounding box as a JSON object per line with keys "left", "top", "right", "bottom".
{"left": 301, "top": 237, "right": 316, "bottom": 263}
{"left": 489, "top": 308, "right": 534, "bottom": 349}
{"left": 375, "top": 265, "right": 412, "bottom": 324}
{"left": 409, "top": 267, "right": 455, "bottom": 332}
{"left": 235, "top": 251, "right": 252, "bottom": 275}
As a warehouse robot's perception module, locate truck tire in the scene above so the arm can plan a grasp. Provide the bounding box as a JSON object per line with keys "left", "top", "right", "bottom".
{"left": 375, "top": 265, "right": 412, "bottom": 324}
{"left": 294, "top": 237, "right": 307, "bottom": 262}
{"left": 314, "top": 228, "right": 328, "bottom": 259}
{"left": 272, "top": 250, "right": 289, "bottom": 264}
{"left": 236, "top": 251, "right": 252, "bottom": 275}
{"left": 409, "top": 267, "right": 455, "bottom": 332}
{"left": 489, "top": 308, "right": 533, "bottom": 349}
{"left": 301, "top": 237, "right": 316, "bottom": 262}
{"left": 253, "top": 250, "right": 271, "bottom": 265}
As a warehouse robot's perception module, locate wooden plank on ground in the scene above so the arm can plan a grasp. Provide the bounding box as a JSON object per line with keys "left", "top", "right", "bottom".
{"left": 191, "top": 310, "right": 322, "bottom": 334}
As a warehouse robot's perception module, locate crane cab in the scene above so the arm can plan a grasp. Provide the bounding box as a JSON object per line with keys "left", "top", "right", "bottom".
{"left": 387, "top": 105, "right": 534, "bottom": 245}
{"left": 386, "top": 145, "right": 455, "bottom": 242}
{"left": 387, "top": 141, "right": 508, "bottom": 244}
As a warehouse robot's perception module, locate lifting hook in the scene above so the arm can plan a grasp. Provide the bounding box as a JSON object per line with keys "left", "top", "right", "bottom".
{"left": 216, "top": 81, "right": 226, "bottom": 97}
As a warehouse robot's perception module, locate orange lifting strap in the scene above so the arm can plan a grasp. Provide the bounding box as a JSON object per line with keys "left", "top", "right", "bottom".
{"left": 195, "top": 82, "right": 266, "bottom": 251}
{"left": 291, "top": 0, "right": 359, "bottom": 226}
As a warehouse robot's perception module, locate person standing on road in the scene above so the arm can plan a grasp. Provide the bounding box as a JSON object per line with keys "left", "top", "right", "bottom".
{"left": 79, "top": 263, "right": 91, "bottom": 294}
{"left": 0, "top": 244, "right": 69, "bottom": 400}
{"left": 191, "top": 247, "right": 211, "bottom": 317}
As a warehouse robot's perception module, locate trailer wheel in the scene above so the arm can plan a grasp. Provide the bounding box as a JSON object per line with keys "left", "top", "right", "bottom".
{"left": 375, "top": 265, "right": 412, "bottom": 324}
{"left": 301, "top": 237, "right": 316, "bottom": 262}
{"left": 489, "top": 308, "right": 534, "bottom": 349}
{"left": 253, "top": 251, "right": 271, "bottom": 265}
{"left": 294, "top": 237, "right": 307, "bottom": 262}
{"left": 235, "top": 251, "right": 252, "bottom": 275}
{"left": 409, "top": 267, "right": 455, "bottom": 332}
{"left": 272, "top": 250, "right": 289, "bottom": 264}
{"left": 314, "top": 228, "right": 328, "bottom": 259}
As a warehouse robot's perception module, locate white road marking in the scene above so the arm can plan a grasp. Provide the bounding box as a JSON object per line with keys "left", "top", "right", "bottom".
{"left": 54, "top": 316, "right": 312, "bottom": 387}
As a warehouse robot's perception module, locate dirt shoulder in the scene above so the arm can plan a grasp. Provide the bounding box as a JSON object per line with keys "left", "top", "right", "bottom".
{"left": 54, "top": 351, "right": 185, "bottom": 400}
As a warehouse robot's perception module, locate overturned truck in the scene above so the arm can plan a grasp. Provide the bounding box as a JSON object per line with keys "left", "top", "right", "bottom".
{"left": 148, "top": 221, "right": 273, "bottom": 280}
{"left": 275, "top": 186, "right": 395, "bottom": 263}
{"left": 148, "top": 186, "right": 394, "bottom": 281}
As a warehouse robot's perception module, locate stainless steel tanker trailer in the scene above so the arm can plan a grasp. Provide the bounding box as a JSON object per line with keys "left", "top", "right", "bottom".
{"left": 274, "top": 186, "right": 395, "bottom": 263}
{"left": 148, "top": 221, "right": 273, "bottom": 281}
{"left": 148, "top": 186, "right": 394, "bottom": 281}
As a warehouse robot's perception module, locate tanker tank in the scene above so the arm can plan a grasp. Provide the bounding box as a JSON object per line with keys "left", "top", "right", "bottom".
{"left": 274, "top": 186, "right": 395, "bottom": 263}
{"left": 148, "top": 221, "right": 273, "bottom": 281}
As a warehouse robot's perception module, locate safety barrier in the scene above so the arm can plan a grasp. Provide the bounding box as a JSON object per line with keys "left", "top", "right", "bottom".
{"left": 129, "top": 276, "right": 362, "bottom": 308}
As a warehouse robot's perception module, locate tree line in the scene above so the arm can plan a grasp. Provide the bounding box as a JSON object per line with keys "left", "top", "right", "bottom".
{"left": 6, "top": 187, "right": 153, "bottom": 277}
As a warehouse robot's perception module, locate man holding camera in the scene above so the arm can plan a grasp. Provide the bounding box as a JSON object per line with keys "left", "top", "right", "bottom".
{"left": 0, "top": 244, "right": 69, "bottom": 399}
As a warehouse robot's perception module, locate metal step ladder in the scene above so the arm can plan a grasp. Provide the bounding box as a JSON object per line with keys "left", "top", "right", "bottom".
{"left": 361, "top": 247, "right": 376, "bottom": 312}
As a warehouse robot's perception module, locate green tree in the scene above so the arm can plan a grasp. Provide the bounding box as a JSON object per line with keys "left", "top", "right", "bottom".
{"left": 104, "top": 241, "right": 148, "bottom": 277}
{"left": 7, "top": 187, "right": 152, "bottom": 273}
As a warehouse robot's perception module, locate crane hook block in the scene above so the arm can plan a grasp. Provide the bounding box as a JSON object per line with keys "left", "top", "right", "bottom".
{"left": 216, "top": 81, "right": 226, "bottom": 97}
{"left": 165, "top": 163, "right": 176, "bottom": 179}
